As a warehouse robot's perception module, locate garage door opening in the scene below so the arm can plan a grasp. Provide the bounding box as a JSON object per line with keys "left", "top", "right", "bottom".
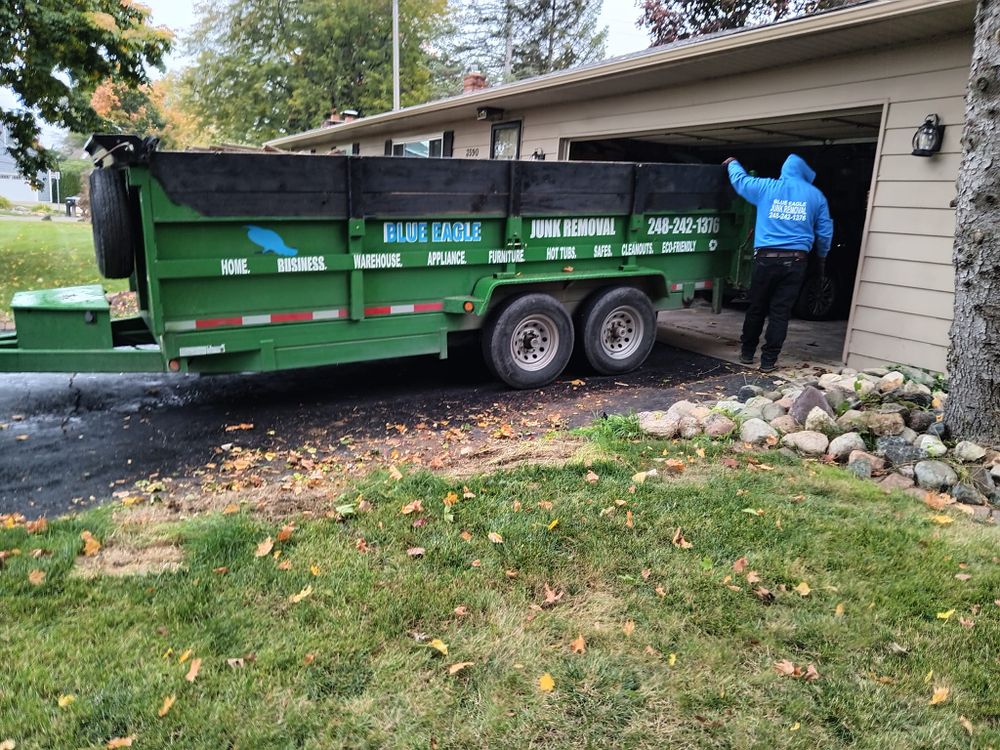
{"left": 568, "top": 108, "right": 880, "bottom": 321}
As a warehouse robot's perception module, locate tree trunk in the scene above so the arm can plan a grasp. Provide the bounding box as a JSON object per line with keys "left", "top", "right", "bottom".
{"left": 945, "top": 0, "right": 1000, "bottom": 446}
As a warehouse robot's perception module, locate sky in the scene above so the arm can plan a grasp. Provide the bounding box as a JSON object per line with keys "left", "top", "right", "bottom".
{"left": 4, "top": 0, "right": 652, "bottom": 148}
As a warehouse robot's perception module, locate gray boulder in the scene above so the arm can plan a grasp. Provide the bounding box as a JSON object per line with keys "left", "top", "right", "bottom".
{"left": 818, "top": 373, "right": 842, "bottom": 389}
{"left": 789, "top": 386, "right": 834, "bottom": 424}
{"left": 769, "top": 415, "right": 801, "bottom": 435}
{"left": 738, "top": 385, "right": 765, "bottom": 403}
{"left": 927, "top": 421, "right": 949, "bottom": 440}
{"left": 899, "top": 427, "right": 919, "bottom": 444}
{"left": 950, "top": 482, "right": 987, "bottom": 506}
{"left": 666, "top": 400, "right": 699, "bottom": 419}
{"left": 837, "top": 409, "right": 867, "bottom": 432}
{"left": 805, "top": 406, "right": 842, "bottom": 437}
{"left": 863, "top": 366, "right": 890, "bottom": 377}
{"left": 897, "top": 365, "right": 937, "bottom": 388}
{"left": 847, "top": 458, "right": 873, "bottom": 479}
{"left": 823, "top": 387, "right": 850, "bottom": 411}
{"left": 876, "top": 436, "right": 924, "bottom": 467}
{"left": 953, "top": 440, "right": 987, "bottom": 463}
{"left": 878, "top": 472, "right": 915, "bottom": 491}
{"left": 763, "top": 390, "right": 783, "bottom": 402}
{"left": 638, "top": 411, "right": 679, "bottom": 438}
{"left": 678, "top": 415, "right": 702, "bottom": 439}
{"left": 829, "top": 432, "right": 866, "bottom": 461}
{"left": 761, "top": 401, "right": 787, "bottom": 422}
{"left": 915, "top": 460, "right": 958, "bottom": 491}
{"left": 915, "top": 434, "right": 947, "bottom": 458}
{"left": 740, "top": 418, "right": 777, "bottom": 446}
{"left": 865, "top": 412, "right": 906, "bottom": 437}
{"left": 878, "top": 371, "right": 905, "bottom": 393}
{"left": 899, "top": 381, "right": 933, "bottom": 407}
{"left": 715, "top": 400, "right": 745, "bottom": 417}
{"left": 848, "top": 449, "right": 885, "bottom": 472}
{"left": 781, "top": 430, "right": 830, "bottom": 456}
{"left": 907, "top": 410, "right": 935, "bottom": 433}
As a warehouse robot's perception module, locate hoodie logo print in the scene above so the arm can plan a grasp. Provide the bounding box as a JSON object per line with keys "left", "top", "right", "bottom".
{"left": 767, "top": 199, "right": 808, "bottom": 222}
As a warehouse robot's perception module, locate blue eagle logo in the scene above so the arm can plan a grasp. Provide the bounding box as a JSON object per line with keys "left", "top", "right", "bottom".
{"left": 245, "top": 225, "right": 298, "bottom": 257}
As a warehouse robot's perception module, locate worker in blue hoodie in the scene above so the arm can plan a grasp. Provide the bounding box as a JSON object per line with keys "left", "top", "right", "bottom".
{"left": 724, "top": 154, "right": 833, "bottom": 372}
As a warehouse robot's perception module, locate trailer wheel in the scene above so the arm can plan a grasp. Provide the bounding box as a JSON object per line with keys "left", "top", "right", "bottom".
{"left": 90, "top": 168, "right": 136, "bottom": 279}
{"left": 482, "top": 294, "right": 574, "bottom": 389}
{"left": 578, "top": 286, "right": 656, "bottom": 375}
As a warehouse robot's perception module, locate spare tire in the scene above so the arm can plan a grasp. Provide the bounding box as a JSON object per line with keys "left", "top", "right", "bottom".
{"left": 90, "top": 168, "right": 137, "bottom": 279}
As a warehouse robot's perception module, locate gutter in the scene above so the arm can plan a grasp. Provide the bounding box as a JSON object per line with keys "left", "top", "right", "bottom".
{"left": 266, "top": 0, "right": 971, "bottom": 148}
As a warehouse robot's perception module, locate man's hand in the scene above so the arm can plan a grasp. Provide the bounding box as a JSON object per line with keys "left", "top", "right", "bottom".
{"left": 722, "top": 157, "right": 737, "bottom": 167}
{"left": 817, "top": 257, "right": 827, "bottom": 278}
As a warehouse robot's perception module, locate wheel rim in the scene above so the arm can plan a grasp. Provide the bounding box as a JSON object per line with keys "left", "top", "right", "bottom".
{"left": 599, "top": 305, "right": 644, "bottom": 360}
{"left": 509, "top": 314, "right": 560, "bottom": 371}
{"left": 804, "top": 276, "right": 836, "bottom": 317}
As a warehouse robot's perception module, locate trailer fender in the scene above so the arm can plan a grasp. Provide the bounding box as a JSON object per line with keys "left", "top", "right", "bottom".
{"left": 452, "top": 269, "right": 669, "bottom": 317}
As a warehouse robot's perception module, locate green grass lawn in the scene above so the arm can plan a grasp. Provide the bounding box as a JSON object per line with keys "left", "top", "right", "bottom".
{"left": 1, "top": 424, "right": 998, "bottom": 749}
{"left": 0, "top": 219, "right": 128, "bottom": 324}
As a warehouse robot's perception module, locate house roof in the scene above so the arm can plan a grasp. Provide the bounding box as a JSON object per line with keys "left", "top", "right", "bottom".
{"left": 266, "top": 0, "right": 975, "bottom": 148}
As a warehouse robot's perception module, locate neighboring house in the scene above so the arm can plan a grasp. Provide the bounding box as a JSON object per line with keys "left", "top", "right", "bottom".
{"left": 0, "top": 123, "right": 59, "bottom": 204}
{"left": 267, "top": 0, "right": 975, "bottom": 374}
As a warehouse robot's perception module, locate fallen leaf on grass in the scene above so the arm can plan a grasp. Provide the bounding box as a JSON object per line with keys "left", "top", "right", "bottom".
{"left": 584, "top": 470, "right": 599, "bottom": 484}
{"left": 668, "top": 653, "right": 677, "bottom": 667}
{"left": 929, "top": 686, "right": 949, "bottom": 705}
{"left": 57, "top": 694, "right": 75, "bottom": 708}
{"left": 310, "top": 564, "right": 321, "bottom": 576}
{"left": 28, "top": 569, "right": 45, "bottom": 586}
{"left": 959, "top": 715, "right": 974, "bottom": 734}
{"left": 955, "top": 573, "right": 971, "bottom": 581}
{"left": 733, "top": 557, "right": 748, "bottom": 574}
{"left": 157, "top": 695, "right": 176, "bottom": 717}
{"left": 487, "top": 532, "right": 503, "bottom": 544}
{"left": 178, "top": 649, "right": 192, "bottom": 663}
{"left": 626, "top": 510, "right": 634, "bottom": 529}
{"left": 542, "top": 583, "right": 564, "bottom": 606}
{"left": 929, "top": 514, "right": 954, "bottom": 525}
{"left": 664, "top": 459, "right": 686, "bottom": 474}
{"left": 81, "top": 531, "right": 101, "bottom": 557}
{"left": 226, "top": 658, "right": 244, "bottom": 669}
{"left": 753, "top": 587, "right": 775, "bottom": 604}
{"left": 745, "top": 571, "right": 760, "bottom": 585}
{"left": 289, "top": 585, "right": 313, "bottom": 603}
{"left": 547, "top": 518, "right": 559, "bottom": 531}
{"left": 774, "top": 660, "right": 820, "bottom": 681}
{"left": 936, "top": 609, "right": 955, "bottom": 620}
{"left": 276, "top": 524, "right": 295, "bottom": 542}
{"left": 400, "top": 500, "right": 423, "bottom": 515}
{"left": 222, "top": 503, "right": 239, "bottom": 515}
{"left": 459, "top": 530, "right": 473, "bottom": 542}
{"left": 623, "top": 620, "right": 636, "bottom": 636}
{"left": 107, "top": 738, "right": 135, "bottom": 748}
{"left": 721, "top": 458, "right": 740, "bottom": 469}
{"left": 959, "top": 617, "right": 975, "bottom": 629}
{"left": 443, "top": 491, "right": 459, "bottom": 507}
{"left": 303, "top": 653, "right": 316, "bottom": 665}
{"left": 793, "top": 581, "right": 811, "bottom": 597}
{"left": 25, "top": 518, "right": 47, "bottom": 534}
{"left": 655, "top": 585, "right": 666, "bottom": 598}
{"left": 454, "top": 605, "right": 469, "bottom": 617}
{"left": 835, "top": 602, "right": 845, "bottom": 618}
{"left": 0, "top": 740, "right": 13, "bottom": 750}
{"left": 644, "top": 645, "right": 659, "bottom": 658}
{"left": 428, "top": 639, "right": 448, "bottom": 656}
{"left": 224, "top": 423, "right": 253, "bottom": 432}
{"left": 254, "top": 537, "right": 274, "bottom": 557}
{"left": 538, "top": 673, "right": 555, "bottom": 692}
{"left": 355, "top": 538, "right": 369, "bottom": 553}
{"left": 741, "top": 507, "right": 764, "bottom": 516}
{"left": 407, "top": 547, "right": 425, "bottom": 558}
{"left": 277, "top": 560, "right": 292, "bottom": 571}
{"left": 672, "top": 527, "right": 693, "bottom": 549}
{"left": 448, "top": 661, "right": 474, "bottom": 675}
{"left": 185, "top": 658, "right": 201, "bottom": 682}
{"left": 632, "top": 471, "right": 649, "bottom": 484}
{"left": 570, "top": 635, "right": 586, "bottom": 654}
{"left": 388, "top": 465, "right": 404, "bottom": 481}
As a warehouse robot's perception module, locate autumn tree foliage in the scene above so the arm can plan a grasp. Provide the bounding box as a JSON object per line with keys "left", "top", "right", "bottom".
{"left": 0, "top": 1, "right": 170, "bottom": 181}
{"left": 637, "top": 0, "right": 863, "bottom": 46}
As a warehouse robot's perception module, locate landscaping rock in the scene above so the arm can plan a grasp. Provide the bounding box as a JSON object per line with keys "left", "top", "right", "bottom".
{"left": 907, "top": 410, "right": 935, "bottom": 433}
{"left": 897, "top": 365, "right": 937, "bottom": 388}
{"left": 839, "top": 367, "right": 858, "bottom": 376}
{"left": 878, "top": 371, "right": 905, "bottom": 392}
{"left": 847, "top": 458, "right": 873, "bottom": 479}
{"left": 879, "top": 472, "right": 915, "bottom": 491}
{"left": 714, "top": 400, "right": 744, "bottom": 417}
{"left": 950, "top": 482, "right": 987, "bottom": 506}
{"left": 637, "top": 412, "right": 679, "bottom": 438}
{"left": 899, "top": 381, "right": 933, "bottom": 407}
{"left": 738, "top": 385, "right": 765, "bottom": 403}
{"left": 969, "top": 465, "right": 997, "bottom": 496}
{"left": 743, "top": 396, "right": 775, "bottom": 419}
{"left": 776, "top": 447, "right": 800, "bottom": 461}
{"left": 818, "top": 373, "right": 842, "bottom": 389}
{"left": 876, "top": 403, "right": 908, "bottom": 416}
{"left": 763, "top": 390, "right": 783, "bottom": 402}
{"left": 805, "top": 406, "right": 841, "bottom": 437}
{"left": 666, "top": 400, "right": 698, "bottom": 419}
{"left": 776, "top": 396, "right": 796, "bottom": 411}
{"left": 740, "top": 418, "right": 777, "bottom": 446}
{"left": 846, "top": 377, "right": 876, "bottom": 398}
{"left": 781, "top": 430, "right": 829, "bottom": 456}
{"left": 678, "top": 415, "right": 702, "bottom": 439}
{"left": 836, "top": 409, "right": 867, "bottom": 432}
{"left": 915, "top": 434, "right": 947, "bottom": 458}
{"left": 865, "top": 411, "right": 906, "bottom": 437}
{"left": 689, "top": 405, "right": 712, "bottom": 423}
{"left": 823, "top": 387, "right": 850, "bottom": 411}
{"left": 990, "top": 463, "right": 1000, "bottom": 482}
{"left": 829, "top": 432, "right": 866, "bottom": 461}
{"left": 863, "top": 366, "right": 889, "bottom": 377}
{"left": 769, "top": 415, "right": 801, "bottom": 435}
{"left": 953, "top": 440, "right": 987, "bottom": 463}
{"left": 761, "top": 402, "right": 787, "bottom": 422}
{"left": 702, "top": 413, "right": 736, "bottom": 438}
{"left": 789, "top": 386, "right": 834, "bottom": 424}
{"left": 849, "top": 450, "right": 885, "bottom": 472}
{"left": 932, "top": 391, "right": 948, "bottom": 410}
{"left": 876, "top": 436, "right": 924, "bottom": 467}
{"left": 899, "top": 427, "right": 918, "bottom": 444}
{"left": 926, "top": 421, "right": 949, "bottom": 440}
{"left": 915, "top": 460, "right": 958, "bottom": 491}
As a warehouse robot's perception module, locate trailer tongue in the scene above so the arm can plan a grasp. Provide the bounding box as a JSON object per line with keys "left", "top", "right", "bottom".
{"left": 0, "top": 135, "right": 752, "bottom": 388}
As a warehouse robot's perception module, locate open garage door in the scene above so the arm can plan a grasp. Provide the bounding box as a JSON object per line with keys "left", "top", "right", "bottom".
{"left": 567, "top": 107, "right": 881, "bottom": 323}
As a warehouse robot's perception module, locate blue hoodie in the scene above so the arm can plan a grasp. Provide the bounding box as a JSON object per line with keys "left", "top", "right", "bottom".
{"left": 727, "top": 154, "right": 833, "bottom": 257}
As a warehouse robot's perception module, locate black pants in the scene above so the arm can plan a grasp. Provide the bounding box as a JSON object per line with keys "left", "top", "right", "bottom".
{"left": 741, "top": 255, "right": 808, "bottom": 364}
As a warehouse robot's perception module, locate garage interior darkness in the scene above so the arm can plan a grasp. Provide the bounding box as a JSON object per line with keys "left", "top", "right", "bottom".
{"left": 567, "top": 108, "right": 881, "bottom": 341}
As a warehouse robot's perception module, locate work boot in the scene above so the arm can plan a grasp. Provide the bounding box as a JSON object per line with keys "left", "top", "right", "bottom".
{"left": 739, "top": 350, "right": 755, "bottom": 365}
{"left": 759, "top": 360, "right": 778, "bottom": 373}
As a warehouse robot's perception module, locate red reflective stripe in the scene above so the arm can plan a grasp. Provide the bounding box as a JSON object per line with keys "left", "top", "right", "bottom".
{"left": 271, "top": 312, "right": 314, "bottom": 323}
{"left": 700, "top": 280, "right": 714, "bottom": 290}
{"left": 365, "top": 305, "right": 392, "bottom": 316}
{"left": 196, "top": 317, "right": 243, "bottom": 329}
{"left": 413, "top": 302, "right": 444, "bottom": 313}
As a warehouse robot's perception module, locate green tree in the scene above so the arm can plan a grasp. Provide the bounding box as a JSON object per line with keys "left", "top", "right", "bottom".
{"left": 0, "top": 0, "right": 170, "bottom": 182}
{"left": 182, "top": 0, "right": 449, "bottom": 145}
{"left": 637, "top": 0, "right": 862, "bottom": 46}
{"left": 446, "top": 0, "right": 606, "bottom": 84}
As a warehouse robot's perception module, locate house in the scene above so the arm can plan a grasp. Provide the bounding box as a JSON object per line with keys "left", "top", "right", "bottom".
{"left": 0, "top": 123, "right": 59, "bottom": 204}
{"left": 267, "top": 0, "right": 975, "bottom": 373}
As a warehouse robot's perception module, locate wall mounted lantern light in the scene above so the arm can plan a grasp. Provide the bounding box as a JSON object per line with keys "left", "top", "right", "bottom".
{"left": 911, "top": 114, "right": 944, "bottom": 157}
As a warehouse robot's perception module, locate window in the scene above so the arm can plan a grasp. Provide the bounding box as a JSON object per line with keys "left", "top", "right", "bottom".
{"left": 491, "top": 121, "right": 521, "bottom": 160}
{"left": 391, "top": 137, "right": 443, "bottom": 158}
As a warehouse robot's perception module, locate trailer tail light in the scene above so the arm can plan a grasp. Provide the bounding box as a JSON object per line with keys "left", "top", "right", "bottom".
{"left": 168, "top": 359, "right": 180, "bottom": 372}
{"left": 463, "top": 301, "right": 475, "bottom": 313}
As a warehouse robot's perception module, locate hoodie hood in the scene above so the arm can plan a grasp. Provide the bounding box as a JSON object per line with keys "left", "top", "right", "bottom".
{"left": 780, "top": 154, "right": 816, "bottom": 184}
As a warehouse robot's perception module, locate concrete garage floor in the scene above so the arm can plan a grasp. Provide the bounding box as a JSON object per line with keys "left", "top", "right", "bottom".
{"left": 658, "top": 299, "right": 848, "bottom": 370}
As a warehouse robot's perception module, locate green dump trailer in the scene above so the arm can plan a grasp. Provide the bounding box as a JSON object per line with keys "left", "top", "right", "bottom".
{"left": 0, "top": 135, "right": 753, "bottom": 388}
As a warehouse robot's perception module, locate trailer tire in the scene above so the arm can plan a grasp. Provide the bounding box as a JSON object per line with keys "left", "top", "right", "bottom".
{"left": 90, "top": 168, "right": 136, "bottom": 279}
{"left": 578, "top": 286, "right": 656, "bottom": 375}
{"left": 482, "top": 294, "right": 574, "bottom": 389}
